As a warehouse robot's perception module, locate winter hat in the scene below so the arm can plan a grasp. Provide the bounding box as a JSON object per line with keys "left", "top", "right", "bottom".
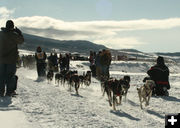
{"left": 36, "top": 46, "right": 42, "bottom": 52}
{"left": 6, "top": 20, "right": 14, "bottom": 30}
{"left": 157, "top": 56, "right": 164, "bottom": 65}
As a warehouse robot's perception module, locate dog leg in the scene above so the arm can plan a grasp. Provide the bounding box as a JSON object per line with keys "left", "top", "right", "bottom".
{"left": 60, "top": 79, "right": 63, "bottom": 85}
{"left": 138, "top": 89, "right": 143, "bottom": 109}
{"left": 140, "top": 98, "right": 143, "bottom": 109}
{"left": 75, "top": 83, "right": 80, "bottom": 95}
{"left": 146, "top": 91, "right": 152, "bottom": 106}
{"left": 124, "top": 91, "right": 127, "bottom": 102}
{"left": 101, "top": 83, "right": 105, "bottom": 96}
{"left": 146, "top": 98, "right": 149, "bottom": 106}
{"left": 58, "top": 80, "right": 59, "bottom": 86}
{"left": 102, "top": 89, "right": 105, "bottom": 97}
{"left": 118, "top": 95, "right": 122, "bottom": 105}
{"left": 75, "top": 83, "right": 78, "bottom": 95}
{"left": 69, "top": 83, "right": 72, "bottom": 91}
{"left": 145, "top": 97, "right": 148, "bottom": 106}
{"left": 107, "top": 90, "right": 112, "bottom": 106}
{"left": 113, "top": 95, "right": 116, "bottom": 110}
{"left": 88, "top": 80, "right": 90, "bottom": 86}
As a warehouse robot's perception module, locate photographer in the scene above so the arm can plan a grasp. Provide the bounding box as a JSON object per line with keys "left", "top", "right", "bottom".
{"left": 0, "top": 20, "right": 24, "bottom": 97}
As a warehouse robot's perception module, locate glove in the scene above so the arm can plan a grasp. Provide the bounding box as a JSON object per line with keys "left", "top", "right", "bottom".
{"left": 14, "top": 27, "right": 22, "bottom": 36}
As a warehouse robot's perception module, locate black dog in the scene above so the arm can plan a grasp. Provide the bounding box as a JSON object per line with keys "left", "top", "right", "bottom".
{"left": 84, "top": 71, "right": 91, "bottom": 86}
{"left": 47, "top": 70, "right": 54, "bottom": 83}
{"left": 120, "top": 75, "right": 131, "bottom": 102}
{"left": 55, "top": 73, "right": 62, "bottom": 85}
{"left": 104, "top": 78, "right": 121, "bottom": 110}
{"left": 104, "top": 76, "right": 130, "bottom": 110}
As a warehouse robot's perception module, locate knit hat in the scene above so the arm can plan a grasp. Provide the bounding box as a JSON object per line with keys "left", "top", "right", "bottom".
{"left": 36, "top": 46, "right": 42, "bottom": 52}
{"left": 6, "top": 20, "right": 14, "bottom": 30}
{"left": 157, "top": 56, "right": 164, "bottom": 65}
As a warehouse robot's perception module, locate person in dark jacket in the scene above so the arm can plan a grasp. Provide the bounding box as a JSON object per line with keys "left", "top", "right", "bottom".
{"left": 60, "top": 55, "right": 67, "bottom": 71}
{"left": 52, "top": 53, "right": 58, "bottom": 72}
{"left": 89, "top": 51, "right": 96, "bottom": 77}
{"left": 35, "top": 46, "right": 47, "bottom": 80}
{"left": 147, "top": 56, "right": 170, "bottom": 96}
{"left": 0, "top": 20, "right": 24, "bottom": 96}
{"left": 47, "top": 53, "right": 53, "bottom": 70}
{"left": 53, "top": 53, "right": 58, "bottom": 66}
{"left": 95, "top": 51, "right": 102, "bottom": 80}
{"left": 100, "top": 49, "right": 112, "bottom": 80}
{"left": 65, "top": 53, "right": 70, "bottom": 71}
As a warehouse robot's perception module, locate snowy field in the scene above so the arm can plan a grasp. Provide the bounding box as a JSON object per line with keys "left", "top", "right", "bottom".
{"left": 0, "top": 60, "right": 180, "bottom": 128}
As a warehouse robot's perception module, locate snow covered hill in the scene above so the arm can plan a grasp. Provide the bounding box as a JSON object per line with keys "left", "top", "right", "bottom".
{"left": 0, "top": 60, "right": 180, "bottom": 128}
{"left": 20, "top": 33, "right": 106, "bottom": 54}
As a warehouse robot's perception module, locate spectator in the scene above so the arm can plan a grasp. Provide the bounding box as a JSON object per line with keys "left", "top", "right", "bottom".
{"left": 48, "top": 53, "right": 53, "bottom": 70}
{"left": 0, "top": 20, "right": 24, "bottom": 96}
{"left": 52, "top": 53, "right": 58, "bottom": 72}
{"left": 147, "top": 56, "right": 170, "bottom": 96}
{"left": 89, "top": 51, "right": 96, "bottom": 77}
{"left": 65, "top": 53, "right": 70, "bottom": 71}
{"left": 95, "top": 51, "right": 102, "bottom": 80}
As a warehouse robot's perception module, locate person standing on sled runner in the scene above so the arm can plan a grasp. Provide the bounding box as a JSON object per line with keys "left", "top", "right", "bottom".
{"left": 147, "top": 56, "right": 170, "bottom": 96}
{"left": 99, "top": 49, "right": 112, "bottom": 80}
{"left": 89, "top": 51, "right": 96, "bottom": 77}
{"left": 35, "top": 46, "right": 47, "bottom": 80}
{"left": 95, "top": 51, "right": 102, "bottom": 80}
{"left": 0, "top": 20, "right": 24, "bottom": 97}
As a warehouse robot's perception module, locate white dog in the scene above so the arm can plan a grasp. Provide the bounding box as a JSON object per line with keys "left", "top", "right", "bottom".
{"left": 137, "top": 80, "right": 156, "bottom": 109}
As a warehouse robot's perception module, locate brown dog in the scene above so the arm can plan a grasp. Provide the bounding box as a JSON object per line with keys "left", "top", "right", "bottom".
{"left": 137, "top": 80, "right": 156, "bottom": 109}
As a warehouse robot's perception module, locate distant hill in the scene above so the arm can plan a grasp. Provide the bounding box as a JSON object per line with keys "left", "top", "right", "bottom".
{"left": 156, "top": 52, "right": 180, "bottom": 57}
{"left": 19, "top": 33, "right": 107, "bottom": 54}
{"left": 118, "top": 49, "right": 143, "bottom": 53}
{"left": 19, "top": 33, "right": 180, "bottom": 61}
{"left": 110, "top": 49, "right": 156, "bottom": 59}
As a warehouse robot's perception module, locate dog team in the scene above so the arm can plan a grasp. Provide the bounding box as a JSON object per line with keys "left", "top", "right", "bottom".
{"left": 0, "top": 20, "right": 170, "bottom": 112}
{"left": 100, "top": 56, "right": 170, "bottom": 110}
{"left": 47, "top": 69, "right": 91, "bottom": 95}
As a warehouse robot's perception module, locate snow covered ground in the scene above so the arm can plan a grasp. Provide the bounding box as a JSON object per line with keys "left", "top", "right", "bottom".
{"left": 0, "top": 60, "right": 180, "bottom": 128}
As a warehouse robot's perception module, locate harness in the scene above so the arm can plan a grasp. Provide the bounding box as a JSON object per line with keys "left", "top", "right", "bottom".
{"left": 156, "top": 81, "right": 168, "bottom": 85}
{"left": 37, "top": 52, "right": 44, "bottom": 59}
{"left": 116, "top": 85, "right": 121, "bottom": 96}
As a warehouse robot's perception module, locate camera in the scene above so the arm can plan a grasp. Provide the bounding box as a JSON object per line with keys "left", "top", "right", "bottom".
{"left": 13, "top": 27, "right": 22, "bottom": 36}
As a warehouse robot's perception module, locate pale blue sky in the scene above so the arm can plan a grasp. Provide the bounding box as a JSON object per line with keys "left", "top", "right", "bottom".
{"left": 2, "top": 0, "right": 180, "bottom": 20}
{"left": 1, "top": 0, "right": 180, "bottom": 52}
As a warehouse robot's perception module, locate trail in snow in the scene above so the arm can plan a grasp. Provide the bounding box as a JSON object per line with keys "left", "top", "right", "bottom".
{"left": 1, "top": 61, "right": 180, "bottom": 128}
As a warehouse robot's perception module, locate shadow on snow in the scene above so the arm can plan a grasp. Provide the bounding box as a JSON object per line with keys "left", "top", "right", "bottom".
{"left": 0, "top": 96, "right": 20, "bottom": 111}
{"left": 71, "top": 93, "right": 83, "bottom": 98}
{"left": 160, "top": 96, "right": 180, "bottom": 102}
{"left": 110, "top": 110, "right": 141, "bottom": 121}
